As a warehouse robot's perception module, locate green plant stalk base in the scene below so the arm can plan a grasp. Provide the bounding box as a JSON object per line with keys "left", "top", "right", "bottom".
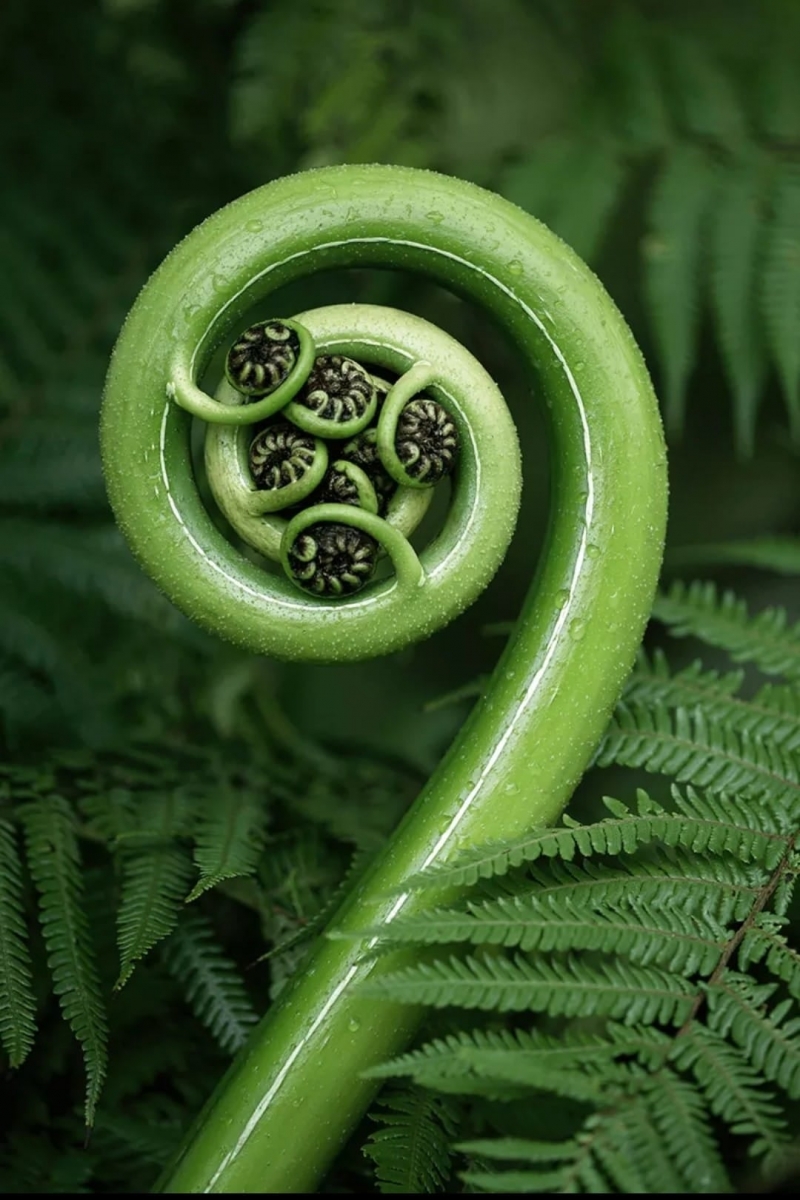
{"left": 102, "top": 165, "right": 667, "bottom": 1193}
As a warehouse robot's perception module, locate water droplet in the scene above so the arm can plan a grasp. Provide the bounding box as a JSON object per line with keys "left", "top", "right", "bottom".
{"left": 426, "top": 211, "right": 444, "bottom": 225}
{"left": 508, "top": 259, "right": 523, "bottom": 276}
{"left": 212, "top": 273, "right": 227, "bottom": 292}
{"left": 245, "top": 218, "right": 263, "bottom": 233}
{"left": 586, "top": 543, "right": 601, "bottom": 559}
{"left": 569, "top": 618, "right": 586, "bottom": 642}
{"left": 502, "top": 782, "right": 520, "bottom": 796}
{"left": 348, "top": 1018, "right": 361, "bottom": 1033}
{"left": 555, "top": 588, "right": 570, "bottom": 609}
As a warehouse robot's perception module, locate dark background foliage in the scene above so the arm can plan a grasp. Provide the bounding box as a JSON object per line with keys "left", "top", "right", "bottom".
{"left": 2, "top": 0, "right": 800, "bottom": 1193}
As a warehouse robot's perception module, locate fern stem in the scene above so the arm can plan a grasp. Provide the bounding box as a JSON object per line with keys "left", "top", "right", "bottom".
{"left": 101, "top": 165, "right": 667, "bottom": 1192}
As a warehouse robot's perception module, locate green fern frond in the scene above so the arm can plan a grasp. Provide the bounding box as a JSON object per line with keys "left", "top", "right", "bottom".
{"left": 161, "top": 913, "right": 257, "bottom": 1055}
{"left": 707, "top": 975, "right": 800, "bottom": 1100}
{"left": 643, "top": 1069, "right": 731, "bottom": 1192}
{"left": 20, "top": 795, "right": 107, "bottom": 1124}
{"left": 364, "top": 893, "right": 724, "bottom": 976}
{"left": 670, "top": 1025, "right": 789, "bottom": 1165}
{"left": 761, "top": 161, "right": 800, "bottom": 436}
{"left": 367, "top": 1023, "right": 668, "bottom": 1098}
{"left": 0, "top": 817, "right": 36, "bottom": 1067}
{"left": 624, "top": 650, "right": 800, "bottom": 750}
{"left": 709, "top": 157, "right": 768, "bottom": 455}
{"left": 653, "top": 581, "right": 800, "bottom": 681}
{"left": 597, "top": 700, "right": 800, "bottom": 805}
{"left": 186, "top": 786, "right": 268, "bottom": 902}
{"left": 662, "top": 31, "right": 746, "bottom": 144}
{"left": 364, "top": 1086, "right": 457, "bottom": 1194}
{"left": 115, "top": 794, "right": 194, "bottom": 988}
{"left": 459, "top": 1137, "right": 591, "bottom": 1196}
{"left": 602, "top": 7, "right": 670, "bottom": 151}
{"left": 525, "top": 851, "right": 762, "bottom": 926}
{"left": 367, "top": 952, "right": 694, "bottom": 1024}
{"left": 643, "top": 144, "right": 716, "bottom": 433}
{"left": 545, "top": 137, "right": 625, "bottom": 262}
{"left": 739, "top": 915, "right": 800, "bottom": 997}
{"left": 402, "top": 788, "right": 785, "bottom": 892}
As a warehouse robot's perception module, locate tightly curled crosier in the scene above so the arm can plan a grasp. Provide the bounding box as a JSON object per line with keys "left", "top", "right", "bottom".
{"left": 249, "top": 421, "right": 316, "bottom": 491}
{"left": 226, "top": 320, "right": 300, "bottom": 396}
{"left": 395, "top": 397, "right": 459, "bottom": 484}
{"left": 298, "top": 354, "right": 374, "bottom": 424}
{"left": 286, "top": 522, "right": 378, "bottom": 596}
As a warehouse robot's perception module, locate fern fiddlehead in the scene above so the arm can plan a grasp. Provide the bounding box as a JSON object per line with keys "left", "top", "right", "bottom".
{"left": 100, "top": 165, "right": 668, "bottom": 1191}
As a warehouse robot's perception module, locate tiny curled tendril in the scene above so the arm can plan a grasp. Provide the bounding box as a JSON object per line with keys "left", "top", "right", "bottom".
{"left": 100, "top": 164, "right": 667, "bottom": 1193}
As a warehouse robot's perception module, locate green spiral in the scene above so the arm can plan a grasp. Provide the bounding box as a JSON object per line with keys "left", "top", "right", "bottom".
{"left": 100, "top": 164, "right": 667, "bottom": 1193}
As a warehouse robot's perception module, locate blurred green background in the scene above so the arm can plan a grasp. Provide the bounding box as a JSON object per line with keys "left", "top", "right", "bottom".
{"left": 1, "top": 0, "right": 799, "bottom": 766}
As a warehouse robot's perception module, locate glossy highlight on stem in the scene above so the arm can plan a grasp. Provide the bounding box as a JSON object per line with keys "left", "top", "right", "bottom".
{"left": 100, "top": 165, "right": 668, "bottom": 1192}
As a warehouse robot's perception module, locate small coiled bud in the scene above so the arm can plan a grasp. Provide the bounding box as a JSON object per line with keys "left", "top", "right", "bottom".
{"left": 226, "top": 320, "right": 300, "bottom": 397}
{"left": 249, "top": 421, "right": 317, "bottom": 492}
{"left": 341, "top": 429, "right": 397, "bottom": 513}
{"left": 395, "top": 397, "right": 459, "bottom": 484}
{"left": 316, "top": 465, "right": 359, "bottom": 506}
{"left": 297, "top": 355, "right": 374, "bottom": 427}
{"left": 286, "top": 522, "right": 378, "bottom": 597}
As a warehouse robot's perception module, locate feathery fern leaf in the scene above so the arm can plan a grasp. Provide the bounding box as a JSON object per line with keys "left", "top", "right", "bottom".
{"left": 653, "top": 581, "right": 800, "bottom": 681}
{"left": 161, "top": 913, "right": 257, "bottom": 1055}
{"left": 709, "top": 157, "right": 768, "bottom": 455}
{"left": 597, "top": 700, "right": 800, "bottom": 806}
{"left": 366, "top": 952, "right": 695, "bottom": 1024}
{"left": 364, "top": 893, "right": 725, "bottom": 976}
{"left": 186, "top": 786, "right": 268, "bottom": 902}
{"left": 738, "top": 915, "right": 800, "bottom": 998}
{"left": 364, "top": 1087, "right": 458, "bottom": 1194}
{"left": 524, "top": 851, "right": 763, "bottom": 926}
{"left": 623, "top": 651, "right": 800, "bottom": 751}
{"left": 115, "top": 794, "right": 194, "bottom": 988}
{"left": 367, "top": 1024, "right": 668, "bottom": 1099}
{"left": 401, "top": 788, "right": 786, "bottom": 892}
{"left": 459, "top": 1137, "right": 597, "bottom": 1196}
{"left": 761, "top": 161, "right": 800, "bottom": 436}
{"left": 20, "top": 794, "right": 107, "bottom": 1124}
{"left": 544, "top": 136, "right": 624, "bottom": 262}
{"left": 643, "top": 1069, "right": 731, "bottom": 1193}
{"left": 707, "top": 976, "right": 800, "bottom": 1100}
{"left": 0, "top": 817, "right": 36, "bottom": 1067}
{"left": 643, "top": 144, "right": 716, "bottom": 433}
{"left": 670, "top": 1026, "right": 789, "bottom": 1166}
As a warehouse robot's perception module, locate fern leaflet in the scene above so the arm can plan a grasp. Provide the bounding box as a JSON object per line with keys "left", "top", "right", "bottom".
{"left": 0, "top": 817, "right": 36, "bottom": 1067}
{"left": 186, "top": 786, "right": 267, "bottom": 902}
{"left": 363, "top": 1087, "right": 458, "bottom": 1194}
{"left": 161, "top": 913, "right": 257, "bottom": 1055}
{"left": 653, "top": 581, "right": 800, "bottom": 681}
{"left": 20, "top": 795, "right": 107, "bottom": 1124}
{"left": 115, "top": 793, "right": 193, "bottom": 988}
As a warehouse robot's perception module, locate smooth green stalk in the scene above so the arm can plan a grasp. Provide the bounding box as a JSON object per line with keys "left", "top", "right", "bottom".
{"left": 101, "top": 165, "right": 667, "bottom": 1192}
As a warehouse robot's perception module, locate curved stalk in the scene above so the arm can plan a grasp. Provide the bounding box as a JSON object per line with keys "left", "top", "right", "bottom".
{"left": 101, "top": 165, "right": 667, "bottom": 1192}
